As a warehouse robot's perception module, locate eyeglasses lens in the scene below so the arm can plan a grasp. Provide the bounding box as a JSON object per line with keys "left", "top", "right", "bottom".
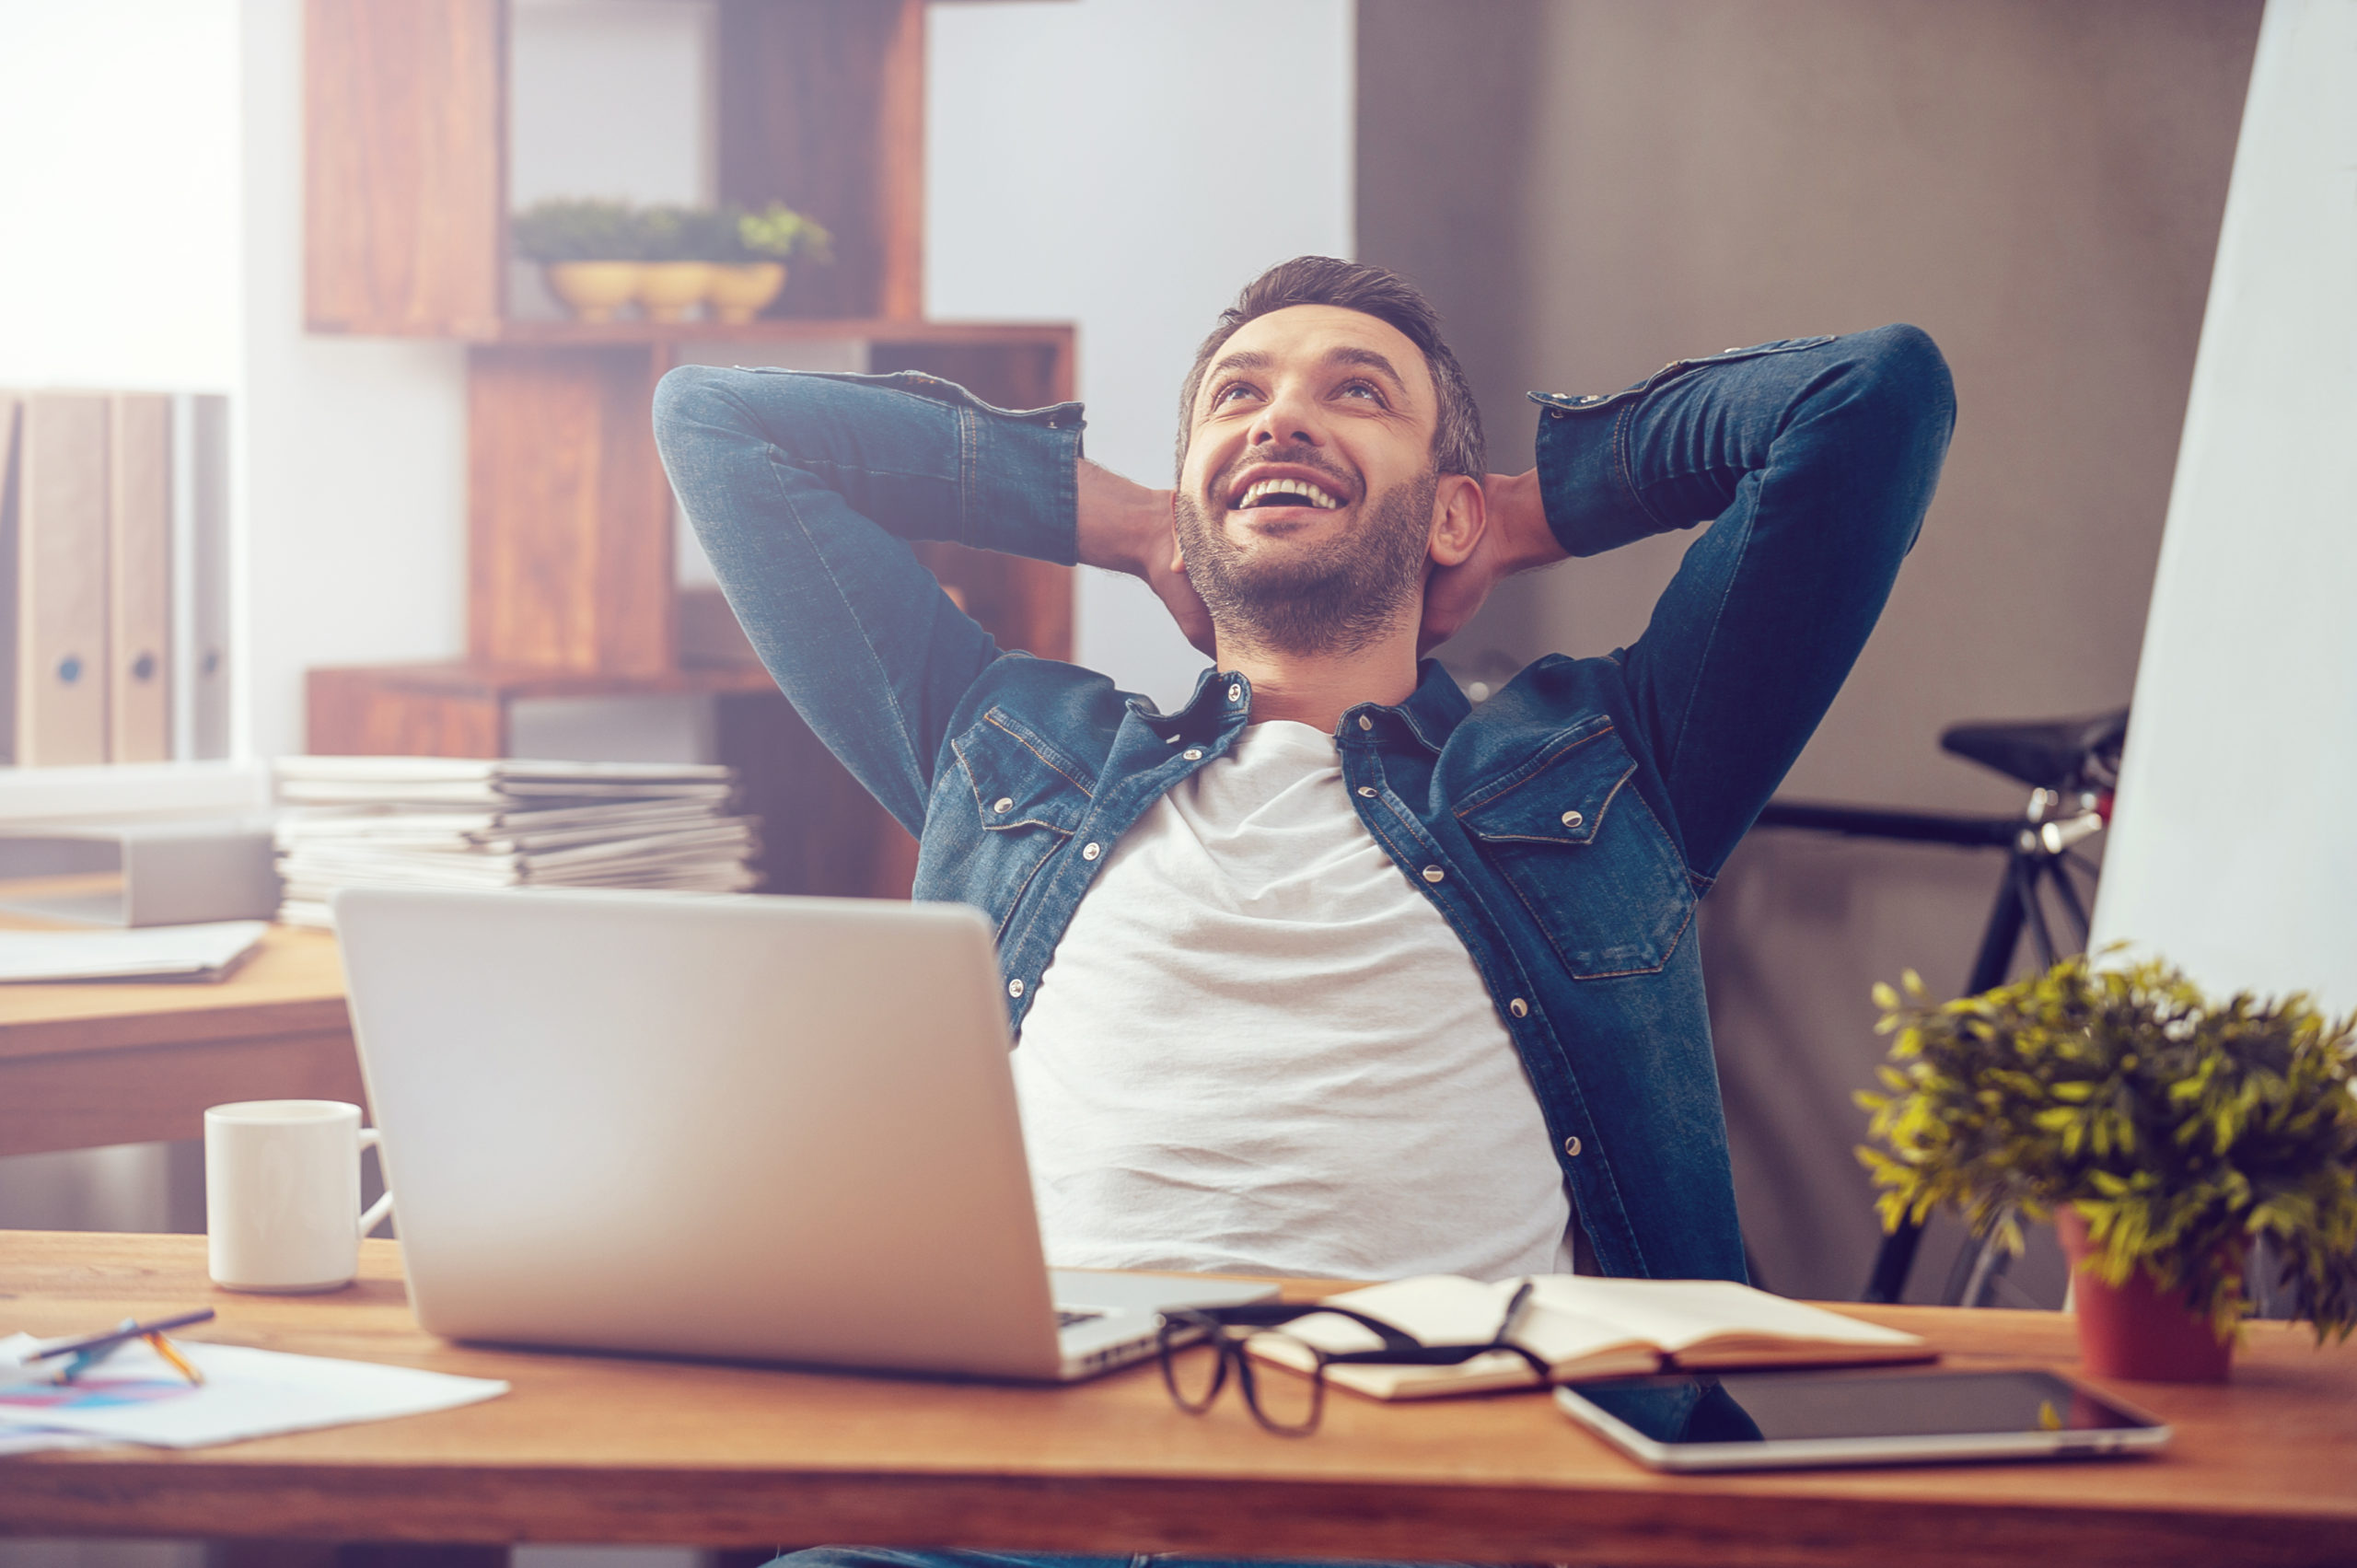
{"left": 1237, "top": 1346, "right": 1324, "bottom": 1434}
{"left": 1159, "top": 1324, "right": 1227, "bottom": 1412}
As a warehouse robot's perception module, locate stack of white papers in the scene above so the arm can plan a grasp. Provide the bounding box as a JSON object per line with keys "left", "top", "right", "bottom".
{"left": 273, "top": 758, "right": 760, "bottom": 926}
{"left": 0, "top": 1331, "right": 507, "bottom": 1452}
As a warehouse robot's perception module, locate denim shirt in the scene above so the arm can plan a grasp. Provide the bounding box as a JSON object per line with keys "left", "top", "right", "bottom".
{"left": 653, "top": 325, "right": 1954, "bottom": 1284}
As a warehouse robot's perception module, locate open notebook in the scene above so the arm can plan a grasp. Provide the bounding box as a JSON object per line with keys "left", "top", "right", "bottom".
{"left": 1248, "top": 1275, "right": 1932, "bottom": 1400}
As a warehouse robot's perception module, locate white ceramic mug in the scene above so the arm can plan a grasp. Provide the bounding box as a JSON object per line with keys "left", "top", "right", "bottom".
{"left": 204, "top": 1099, "right": 395, "bottom": 1293}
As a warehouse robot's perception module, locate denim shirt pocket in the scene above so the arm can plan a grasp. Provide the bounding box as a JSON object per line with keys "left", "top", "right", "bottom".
{"left": 936, "top": 707, "right": 1092, "bottom": 941}
{"left": 1455, "top": 722, "right": 1694, "bottom": 979}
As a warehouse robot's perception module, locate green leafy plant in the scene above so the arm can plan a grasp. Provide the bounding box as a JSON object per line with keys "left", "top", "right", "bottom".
{"left": 513, "top": 200, "right": 835, "bottom": 266}
{"left": 1858, "top": 952, "right": 2357, "bottom": 1342}
{"left": 734, "top": 202, "right": 834, "bottom": 265}
{"left": 510, "top": 198, "right": 643, "bottom": 262}
{"left": 629, "top": 204, "right": 738, "bottom": 263}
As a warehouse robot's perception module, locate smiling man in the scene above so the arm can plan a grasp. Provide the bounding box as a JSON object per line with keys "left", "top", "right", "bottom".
{"left": 654, "top": 256, "right": 1954, "bottom": 1293}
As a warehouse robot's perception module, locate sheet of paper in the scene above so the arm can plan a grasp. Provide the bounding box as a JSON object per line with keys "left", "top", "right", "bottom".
{"left": 0, "top": 1331, "right": 507, "bottom": 1448}
{"left": 0, "top": 1428, "right": 110, "bottom": 1456}
{"left": 0, "top": 921, "right": 269, "bottom": 983}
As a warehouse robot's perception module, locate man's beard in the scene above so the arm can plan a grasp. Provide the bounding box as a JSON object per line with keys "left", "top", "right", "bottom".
{"left": 1174, "top": 451, "right": 1437, "bottom": 659}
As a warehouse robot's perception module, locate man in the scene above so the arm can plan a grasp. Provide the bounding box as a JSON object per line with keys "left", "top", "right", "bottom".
{"left": 654, "top": 256, "right": 1953, "bottom": 1293}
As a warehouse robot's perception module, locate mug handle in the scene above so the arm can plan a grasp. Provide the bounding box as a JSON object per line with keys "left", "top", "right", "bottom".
{"left": 356, "top": 1127, "right": 396, "bottom": 1238}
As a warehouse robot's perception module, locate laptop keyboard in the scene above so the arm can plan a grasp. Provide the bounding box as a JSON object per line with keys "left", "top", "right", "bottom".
{"left": 1056, "top": 1308, "right": 1106, "bottom": 1329}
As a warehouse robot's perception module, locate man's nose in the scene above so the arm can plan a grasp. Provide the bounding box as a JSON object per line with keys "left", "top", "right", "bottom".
{"left": 1249, "top": 381, "right": 1325, "bottom": 448}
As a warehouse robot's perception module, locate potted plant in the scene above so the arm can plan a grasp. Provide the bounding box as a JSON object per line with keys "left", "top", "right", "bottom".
{"left": 708, "top": 203, "right": 834, "bottom": 324}
{"left": 1858, "top": 953, "right": 2357, "bottom": 1381}
{"left": 633, "top": 204, "right": 729, "bottom": 323}
{"left": 512, "top": 198, "right": 644, "bottom": 323}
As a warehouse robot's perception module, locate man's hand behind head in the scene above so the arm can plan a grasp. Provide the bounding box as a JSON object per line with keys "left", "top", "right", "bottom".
{"left": 1417, "top": 468, "right": 1564, "bottom": 658}
{"left": 1075, "top": 461, "right": 1215, "bottom": 658}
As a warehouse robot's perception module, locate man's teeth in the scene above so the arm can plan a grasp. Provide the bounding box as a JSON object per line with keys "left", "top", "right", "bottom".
{"left": 1237, "top": 477, "right": 1342, "bottom": 510}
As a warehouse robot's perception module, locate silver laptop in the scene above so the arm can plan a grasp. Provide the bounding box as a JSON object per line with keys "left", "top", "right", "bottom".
{"left": 333, "top": 885, "right": 1273, "bottom": 1380}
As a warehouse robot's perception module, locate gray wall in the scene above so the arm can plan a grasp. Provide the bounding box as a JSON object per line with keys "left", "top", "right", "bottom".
{"left": 1359, "top": 0, "right": 2261, "bottom": 1300}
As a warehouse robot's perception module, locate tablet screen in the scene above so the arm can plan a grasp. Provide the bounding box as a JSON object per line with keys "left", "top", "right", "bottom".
{"left": 1562, "top": 1367, "right": 2158, "bottom": 1446}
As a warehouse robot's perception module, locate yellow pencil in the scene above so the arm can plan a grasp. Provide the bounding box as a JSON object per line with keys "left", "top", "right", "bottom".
{"left": 145, "top": 1332, "right": 204, "bottom": 1387}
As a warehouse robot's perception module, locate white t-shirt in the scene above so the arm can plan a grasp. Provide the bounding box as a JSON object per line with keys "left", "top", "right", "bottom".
{"left": 1010, "top": 719, "right": 1575, "bottom": 1282}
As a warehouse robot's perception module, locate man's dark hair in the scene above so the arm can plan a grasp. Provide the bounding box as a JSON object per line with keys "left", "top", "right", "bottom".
{"left": 1177, "top": 256, "right": 1484, "bottom": 481}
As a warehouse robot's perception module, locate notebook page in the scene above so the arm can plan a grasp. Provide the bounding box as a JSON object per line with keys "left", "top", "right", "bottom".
{"left": 1283, "top": 1276, "right": 1655, "bottom": 1367}
{"left": 1528, "top": 1276, "right": 1922, "bottom": 1355}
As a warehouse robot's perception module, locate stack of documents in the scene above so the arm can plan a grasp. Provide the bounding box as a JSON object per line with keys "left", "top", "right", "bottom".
{"left": 273, "top": 758, "right": 759, "bottom": 927}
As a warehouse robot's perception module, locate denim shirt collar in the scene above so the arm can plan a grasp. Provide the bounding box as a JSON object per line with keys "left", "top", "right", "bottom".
{"left": 1134, "top": 659, "right": 1471, "bottom": 754}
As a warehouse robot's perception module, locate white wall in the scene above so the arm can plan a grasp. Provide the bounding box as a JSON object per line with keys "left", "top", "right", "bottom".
{"left": 510, "top": 0, "right": 714, "bottom": 209}
{"left": 2091, "top": 0, "right": 2357, "bottom": 1012}
{"left": 0, "top": 1, "right": 244, "bottom": 390}
{"left": 926, "top": 0, "right": 1356, "bottom": 713}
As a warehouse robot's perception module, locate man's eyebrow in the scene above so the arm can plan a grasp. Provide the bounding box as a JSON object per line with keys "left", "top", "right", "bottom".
{"left": 1328, "top": 344, "right": 1409, "bottom": 390}
{"left": 1206, "top": 349, "right": 1274, "bottom": 379}
{"left": 1204, "top": 344, "right": 1411, "bottom": 390}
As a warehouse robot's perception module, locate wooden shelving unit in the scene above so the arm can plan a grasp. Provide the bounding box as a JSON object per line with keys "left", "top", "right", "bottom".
{"left": 298, "top": 0, "right": 1075, "bottom": 899}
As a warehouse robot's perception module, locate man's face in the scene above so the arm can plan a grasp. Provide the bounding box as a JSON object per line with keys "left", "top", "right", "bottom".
{"left": 1174, "top": 305, "right": 1444, "bottom": 657}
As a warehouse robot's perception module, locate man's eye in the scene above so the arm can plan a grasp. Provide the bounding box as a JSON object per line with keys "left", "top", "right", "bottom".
{"left": 1339, "top": 379, "right": 1383, "bottom": 402}
{"left": 1214, "top": 382, "right": 1259, "bottom": 406}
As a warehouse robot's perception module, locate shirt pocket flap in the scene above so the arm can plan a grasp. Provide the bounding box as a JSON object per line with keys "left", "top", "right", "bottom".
{"left": 1455, "top": 726, "right": 1639, "bottom": 847}
{"left": 951, "top": 708, "right": 1090, "bottom": 835}
{"left": 1453, "top": 725, "right": 1693, "bottom": 980}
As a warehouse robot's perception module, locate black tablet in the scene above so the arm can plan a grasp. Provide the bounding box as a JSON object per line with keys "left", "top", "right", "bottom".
{"left": 1555, "top": 1365, "right": 2171, "bottom": 1471}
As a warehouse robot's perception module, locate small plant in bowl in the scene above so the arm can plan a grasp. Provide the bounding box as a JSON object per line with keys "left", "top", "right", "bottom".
{"left": 633, "top": 204, "right": 729, "bottom": 323}
{"left": 512, "top": 198, "right": 644, "bottom": 323}
{"left": 707, "top": 203, "right": 834, "bottom": 323}
{"left": 1858, "top": 952, "right": 2357, "bottom": 1380}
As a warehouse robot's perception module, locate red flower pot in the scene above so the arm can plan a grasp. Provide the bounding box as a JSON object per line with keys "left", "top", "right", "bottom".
{"left": 2055, "top": 1206, "right": 2235, "bottom": 1383}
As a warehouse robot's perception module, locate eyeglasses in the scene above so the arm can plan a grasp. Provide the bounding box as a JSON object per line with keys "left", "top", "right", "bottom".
{"left": 1155, "top": 1280, "right": 1543, "bottom": 1436}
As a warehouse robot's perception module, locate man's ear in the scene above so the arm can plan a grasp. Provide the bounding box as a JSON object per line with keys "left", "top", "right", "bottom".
{"left": 1427, "top": 472, "right": 1487, "bottom": 569}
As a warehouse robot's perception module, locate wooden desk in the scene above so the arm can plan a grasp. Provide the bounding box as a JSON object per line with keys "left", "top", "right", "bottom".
{"left": 1, "top": 1234, "right": 2351, "bottom": 1566}
{"left": 0, "top": 929, "right": 358, "bottom": 1157}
